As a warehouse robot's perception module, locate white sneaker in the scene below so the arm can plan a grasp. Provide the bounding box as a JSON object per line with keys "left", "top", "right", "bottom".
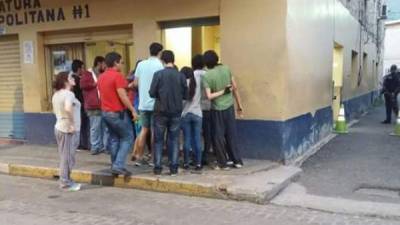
{"left": 226, "top": 161, "right": 234, "bottom": 166}
{"left": 68, "top": 183, "right": 81, "bottom": 192}
{"left": 234, "top": 164, "right": 243, "bottom": 169}
{"left": 214, "top": 166, "right": 230, "bottom": 171}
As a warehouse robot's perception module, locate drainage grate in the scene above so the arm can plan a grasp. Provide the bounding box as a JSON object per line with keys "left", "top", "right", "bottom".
{"left": 355, "top": 187, "right": 400, "bottom": 199}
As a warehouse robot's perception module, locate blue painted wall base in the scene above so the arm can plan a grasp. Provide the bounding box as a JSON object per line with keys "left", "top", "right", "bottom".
{"left": 237, "top": 91, "right": 378, "bottom": 163}
{"left": 23, "top": 91, "right": 378, "bottom": 163}
{"left": 25, "top": 113, "right": 56, "bottom": 145}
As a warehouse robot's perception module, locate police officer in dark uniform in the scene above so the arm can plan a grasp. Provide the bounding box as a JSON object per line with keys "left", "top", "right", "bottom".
{"left": 381, "top": 65, "right": 400, "bottom": 124}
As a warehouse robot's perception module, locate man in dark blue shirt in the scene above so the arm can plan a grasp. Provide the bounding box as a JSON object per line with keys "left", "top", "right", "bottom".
{"left": 149, "top": 50, "right": 188, "bottom": 176}
{"left": 381, "top": 65, "right": 400, "bottom": 124}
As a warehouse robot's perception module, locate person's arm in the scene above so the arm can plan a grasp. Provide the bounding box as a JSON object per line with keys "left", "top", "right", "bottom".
{"left": 181, "top": 73, "right": 189, "bottom": 100}
{"left": 133, "top": 64, "right": 142, "bottom": 88}
{"left": 381, "top": 77, "right": 388, "bottom": 95}
{"left": 128, "top": 81, "right": 136, "bottom": 90}
{"left": 80, "top": 73, "right": 96, "bottom": 91}
{"left": 205, "top": 88, "right": 226, "bottom": 100}
{"left": 64, "top": 93, "right": 75, "bottom": 133}
{"left": 133, "top": 76, "right": 139, "bottom": 88}
{"left": 202, "top": 75, "right": 227, "bottom": 100}
{"left": 117, "top": 88, "right": 138, "bottom": 120}
{"left": 231, "top": 76, "right": 244, "bottom": 118}
{"left": 115, "top": 75, "right": 138, "bottom": 120}
{"left": 149, "top": 73, "right": 160, "bottom": 99}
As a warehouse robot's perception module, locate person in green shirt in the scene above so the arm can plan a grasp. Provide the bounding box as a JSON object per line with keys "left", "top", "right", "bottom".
{"left": 202, "top": 50, "right": 244, "bottom": 169}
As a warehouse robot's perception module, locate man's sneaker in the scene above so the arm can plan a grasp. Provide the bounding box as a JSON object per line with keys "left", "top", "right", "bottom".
{"left": 170, "top": 168, "right": 178, "bottom": 176}
{"left": 234, "top": 164, "right": 243, "bottom": 169}
{"left": 154, "top": 168, "right": 162, "bottom": 175}
{"left": 183, "top": 164, "right": 190, "bottom": 170}
{"left": 67, "top": 183, "right": 81, "bottom": 192}
{"left": 141, "top": 155, "right": 154, "bottom": 167}
{"left": 145, "top": 157, "right": 154, "bottom": 167}
{"left": 226, "top": 161, "right": 234, "bottom": 166}
{"left": 192, "top": 166, "right": 203, "bottom": 174}
{"left": 111, "top": 168, "right": 123, "bottom": 175}
{"left": 134, "top": 158, "right": 148, "bottom": 167}
{"left": 214, "top": 165, "right": 230, "bottom": 171}
{"left": 122, "top": 168, "right": 132, "bottom": 176}
{"left": 91, "top": 149, "right": 104, "bottom": 155}
{"left": 111, "top": 168, "right": 131, "bottom": 176}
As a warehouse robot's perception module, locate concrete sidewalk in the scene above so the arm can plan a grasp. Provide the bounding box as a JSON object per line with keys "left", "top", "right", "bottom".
{"left": 0, "top": 144, "right": 301, "bottom": 204}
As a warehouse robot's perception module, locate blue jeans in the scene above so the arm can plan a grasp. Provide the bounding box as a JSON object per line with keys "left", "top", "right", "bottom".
{"left": 88, "top": 114, "right": 109, "bottom": 152}
{"left": 102, "top": 111, "right": 134, "bottom": 170}
{"left": 181, "top": 113, "right": 202, "bottom": 166}
{"left": 153, "top": 115, "right": 181, "bottom": 172}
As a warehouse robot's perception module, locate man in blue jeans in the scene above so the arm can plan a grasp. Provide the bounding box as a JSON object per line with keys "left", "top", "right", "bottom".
{"left": 98, "top": 52, "right": 138, "bottom": 176}
{"left": 149, "top": 50, "right": 188, "bottom": 176}
{"left": 80, "top": 56, "right": 109, "bottom": 155}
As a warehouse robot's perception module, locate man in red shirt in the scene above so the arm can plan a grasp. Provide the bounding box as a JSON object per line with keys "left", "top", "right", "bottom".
{"left": 80, "top": 56, "right": 108, "bottom": 155}
{"left": 98, "top": 52, "right": 138, "bottom": 176}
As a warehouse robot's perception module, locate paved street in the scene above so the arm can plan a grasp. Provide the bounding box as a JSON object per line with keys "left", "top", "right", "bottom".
{"left": 2, "top": 106, "right": 400, "bottom": 224}
{"left": 1, "top": 174, "right": 400, "bottom": 225}
{"left": 298, "top": 106, "right": 400, "bottom": 204}
{"left": 272, "top": 106, "right": 400, "bottom": 218}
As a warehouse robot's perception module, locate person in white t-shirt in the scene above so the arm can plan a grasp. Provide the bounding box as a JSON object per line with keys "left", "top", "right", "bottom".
{"left": 52, "top": 72, "right": 82, "bottom": 191}
{"left": 181, "top": 65, "right": 203, "bottom": 171}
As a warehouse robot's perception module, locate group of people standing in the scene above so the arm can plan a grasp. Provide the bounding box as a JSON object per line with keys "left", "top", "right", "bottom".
{"left": 51, "top": 42, "right": 244, "bottom": 190}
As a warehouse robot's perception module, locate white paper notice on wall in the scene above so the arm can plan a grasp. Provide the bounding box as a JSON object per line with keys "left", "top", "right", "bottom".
{"left": 23, "top": 41, "right": 34, "bottom": 64}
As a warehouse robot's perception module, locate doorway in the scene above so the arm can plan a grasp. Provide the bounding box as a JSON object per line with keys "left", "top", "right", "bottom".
{"left": 332, "top": 43, "right": 344, "bottom": 122}
{"left": 44, "top": 43, "right": 85, "bottom": 110}
{"left": 44, "top": 41, "right": 133, "bottom": 110}
{"left": 42, "top": 25, "right": 134, "bottom": 110}
{"left": 161, "top": 20, "right": 220, "bottom": 69}
{"left": 85, "top": 40, "right": 132, "bottom": 75}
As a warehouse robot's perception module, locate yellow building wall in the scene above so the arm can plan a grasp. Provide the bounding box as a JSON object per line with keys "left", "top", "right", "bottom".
{"left": 85, "top": 40, "right": 131, "bottom": 75}
{"left": 332, "top": 44, "right": 344, "bottom": 121}
{"left": 192, "top": 26, "right": 221, "bottom": 59}
{"left": 202, "top": 26, "right": 221, "bottom": 57}
{"left": 1, "top": 0, "right": 381, "bottom": 122}
{"left": 192, "top": 27, "right": 203, "bottom": 57}
{"left": 2, "top": 0, "right": 220, "bottom": 113}
{"left": 220, "top": 0, "right": 288, "bottom": 120}
{"left": 333, "top": 2, "right": 379, "bottom": 101}
{"left": 284, "top": 0, "right": 380, "bottom": 120}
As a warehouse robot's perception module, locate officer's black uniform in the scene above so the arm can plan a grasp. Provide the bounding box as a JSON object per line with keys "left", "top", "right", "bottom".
{"left": 381, "top": 71, "right": 400, "bottom": 123}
